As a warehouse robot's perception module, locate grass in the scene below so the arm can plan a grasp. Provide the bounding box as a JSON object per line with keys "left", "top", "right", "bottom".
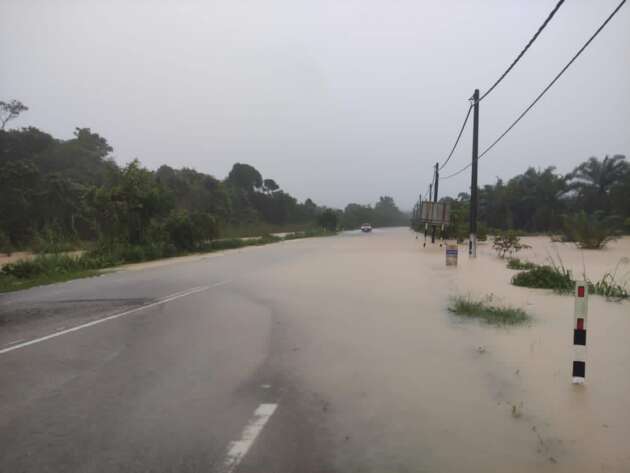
{"left": 509, "top": 252, "right": 629, "bottom": 301}
{"left": 507, "top": 258, "right": 537, "bottom": 270}
{"left": 448, "top": 295, "right": 530, "bottom": 326}
{"left": 0, "top": 230, "right": 336, "bottom": 293}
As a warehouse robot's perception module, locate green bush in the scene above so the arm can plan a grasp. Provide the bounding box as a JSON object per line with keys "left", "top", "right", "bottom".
{"left": 561, "top": 211, "right": 620, "bottom": 249}
{"left": 32, "top": 224, "right": 78, "bottom": 254}
{"left": 492, "top": 230, "right": 530, "bottom": 258}
{"left": 318, "top": 209, "right": 338, "bottom": 232}
{"left": 511, "top": 264, "right": 574, "bottom": 293}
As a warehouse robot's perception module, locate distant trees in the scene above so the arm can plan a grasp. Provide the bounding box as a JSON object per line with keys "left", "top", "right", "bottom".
{"left": 318, "top": 209, "right": 338, "bottom": 231}
{"left": 342, "top": 196, "right": 407, "bottom": 229}
{"left": 0, "top": 104, "right": 332, "bottom": 250}
{"left": 428, "top": 155, "right": 630, "bottom": 239}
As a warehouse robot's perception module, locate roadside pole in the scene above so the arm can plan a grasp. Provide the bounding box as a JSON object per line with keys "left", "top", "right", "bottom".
{"left": 572, "top": 281, "right": 589, "bottom": 384}
{"left": 431, "top": 162, "right": 439, "bottom": 244}
{"left": 469, "top": 89, "right": 480, "bottom": 257}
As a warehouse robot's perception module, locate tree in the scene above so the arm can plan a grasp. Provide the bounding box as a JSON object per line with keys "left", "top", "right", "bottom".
{"left": 262, "top": 178, "right": 279, "bottom": 194}
{"left": 318, "top": 209, "right": 338, "bottom": 231}
{"left": 374, "top": 196, "right": 405, "bottom": 226}
{"left": 226, "top": 163, "right": 262, "bottom": 190}
{"left": 567, "top": 155, "right": 628, "bottom": 212}
{"left": 0, "top": 100, "right": 28, "bottom": 129}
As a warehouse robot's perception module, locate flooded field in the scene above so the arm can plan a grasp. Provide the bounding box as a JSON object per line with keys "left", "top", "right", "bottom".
{"left": 249, "top": 229, "right": 630, "bottom": 472}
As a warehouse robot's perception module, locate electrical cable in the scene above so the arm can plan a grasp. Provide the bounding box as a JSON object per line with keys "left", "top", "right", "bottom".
{"left": 441, "top": 162, "right": 472, "bottom": 180}
{"left": 479, "top": 0, "right": 566, "bottom": 102}
{"left": 439, "top": 104, "right": 473, "bottom": 170}
{"left": 478, "top": 0, "right": 626, "bottom": 160}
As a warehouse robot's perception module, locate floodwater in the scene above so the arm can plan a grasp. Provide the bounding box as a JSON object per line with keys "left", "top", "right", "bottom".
{"left": 248, "top": 228, "right": 630, "bottom": 472}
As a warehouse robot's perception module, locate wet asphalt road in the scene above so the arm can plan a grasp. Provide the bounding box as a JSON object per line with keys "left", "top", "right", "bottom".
{"left": 1, "top": 233, "right": 343, "bottom": 473}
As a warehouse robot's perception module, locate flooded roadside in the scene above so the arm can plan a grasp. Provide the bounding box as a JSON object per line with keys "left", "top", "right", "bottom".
{"left": 249, "top": 229, "right": 630, "bottom": 472}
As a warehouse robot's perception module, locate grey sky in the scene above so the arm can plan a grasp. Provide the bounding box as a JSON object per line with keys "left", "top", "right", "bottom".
{"left": 2, "top": 0, "right": 629, "bottom": 210}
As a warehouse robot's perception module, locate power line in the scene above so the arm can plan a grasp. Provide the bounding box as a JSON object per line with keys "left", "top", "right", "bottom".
{"left": 479, "top": 0, "right": 566, "bottom": 102}
{"left": 441, "top": 162, "right": 472, "bottom": 180}
{"left": 439, "top": 103, "right": 473, "bottom": 171}
{"left": 479, "top": 0, "right": 626, "bottom": 160}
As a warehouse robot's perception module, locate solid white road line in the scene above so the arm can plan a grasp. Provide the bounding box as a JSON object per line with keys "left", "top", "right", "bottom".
{"left": 0, "top": 281, "right": 231, "bottom": 355}
{"left": 222, "top": 403, "right": 278, "bottom": 473}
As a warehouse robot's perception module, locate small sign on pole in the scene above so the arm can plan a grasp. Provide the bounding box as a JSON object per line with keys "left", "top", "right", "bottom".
{"left": 572, "top": 281, "right": 588, "bottom": 384}
{"left": 445, "top": 244, "right": 458, "bottom": 266}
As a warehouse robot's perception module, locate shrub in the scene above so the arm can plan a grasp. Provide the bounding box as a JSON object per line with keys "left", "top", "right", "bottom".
{"left": 2, "top": 253, "right": 94, "bottom": 279}
{"left": 165, "top": 210, "right": 196, "bottom": 251}
{"left": 507, "top": 258, "right": 537, "bottom": 270}
{"left": 492, "top": 230, "right": 530, "bottom": 258}
{"left": 561, "top": 211, "right": 620, "bottom": 249}
{"left": 318, "top": 209, "right": 338, "bottom": 232}
{"left": 511, "top": 264, "right": 574, "bottom": 293}
{"left": 32, "top": 223, "right": 78, "bottom": 254}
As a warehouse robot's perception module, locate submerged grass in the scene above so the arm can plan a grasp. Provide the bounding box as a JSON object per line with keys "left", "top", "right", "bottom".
{"left": 507, "top": 258, "right": 537, "bottom": 270}
{"left": 449, "top": 295, "right": 530, "bottom": 326}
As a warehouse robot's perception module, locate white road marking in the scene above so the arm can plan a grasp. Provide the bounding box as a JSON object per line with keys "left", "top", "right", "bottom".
{"left": 222, "top": 403, "right": 278, "bottom": 473}
{"left": 0, "top": 281, "right": 231, "bottom": 355}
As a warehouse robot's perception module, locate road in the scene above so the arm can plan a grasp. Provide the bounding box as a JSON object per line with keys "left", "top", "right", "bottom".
{"left": 1, "top": 228, "right": 629, "bottom": 473}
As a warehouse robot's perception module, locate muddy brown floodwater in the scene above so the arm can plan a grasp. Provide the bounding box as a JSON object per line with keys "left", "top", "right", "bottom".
{"left": 249, "top": 229, "right": 630, "bottom": 472}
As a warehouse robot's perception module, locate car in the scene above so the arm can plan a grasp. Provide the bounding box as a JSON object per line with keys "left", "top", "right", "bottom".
{"left": 360, "top": 223, "right": 372, "bottom": 232}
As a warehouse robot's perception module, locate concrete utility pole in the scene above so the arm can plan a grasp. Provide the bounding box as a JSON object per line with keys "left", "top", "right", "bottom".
{"left": 469, "top": 89, "right": 480, "bottom": 257}
{"left": 431, "top": 162, "right": 439, "bottom": 244}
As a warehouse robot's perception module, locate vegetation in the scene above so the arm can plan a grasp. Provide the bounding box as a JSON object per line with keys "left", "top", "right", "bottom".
{"left": 507, "top": 258, "right": 537, "bottom": 270}
{"left": 448, "top": 295, "right": 530, "bottom": 326}
{"left": 412, "top": 156, "right": 630, "bottom": 243}
{"left": 342, "top": 196, "right": 408, "bottom": 229}
{"left": 511, "top": 264, "right": 575, "bottom": 293}
{"left": 0, "top": 101, "right": 408, "bottom": 256}
{"left": 590, "top": 272, "right": 629, "bottom": 301}
{"left": 0, "top": 230, "right": 335, "bottom": 293}
{"left": 560, "top": 211, "right": 620, "bottom": 249}
{"left": 509, "top": 255, "right": 629, "bottom": 301}
{"left": 492, "top": 231, "right": 530, "bottom": 258}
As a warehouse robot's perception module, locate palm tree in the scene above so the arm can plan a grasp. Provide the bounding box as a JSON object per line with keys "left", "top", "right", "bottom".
{"left": 567, "top": 155, "right": 628, "bottom": 212}
{"left": 569, "top": 155, "right": 628, "bottom": 195}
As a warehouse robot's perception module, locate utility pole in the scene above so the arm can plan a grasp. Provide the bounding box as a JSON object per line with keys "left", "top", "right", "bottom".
{"left": 431, "top": 162, "right": 439, "bottom": 243}
{"left": 469, "top": 88, "right": 480, "bottom": 257}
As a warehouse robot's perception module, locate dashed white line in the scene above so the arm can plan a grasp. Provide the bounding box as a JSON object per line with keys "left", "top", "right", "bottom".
{"left": 0, "top": 281, "right": 231, "bottom": 355}
{"left": 221, "top": 403, "right": 278, "bottom": 473}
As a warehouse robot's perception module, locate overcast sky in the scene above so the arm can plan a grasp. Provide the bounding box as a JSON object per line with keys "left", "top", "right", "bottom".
{"left": 1, "top": 0, "right": 628, "bottom": 210}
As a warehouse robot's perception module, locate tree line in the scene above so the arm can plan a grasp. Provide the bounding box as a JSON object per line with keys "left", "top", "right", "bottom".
{"left": 0, "top": 100, "right": 408, "bottom": 254}
{"left": 420, "top": 155, "right": 630, "bottom": 240}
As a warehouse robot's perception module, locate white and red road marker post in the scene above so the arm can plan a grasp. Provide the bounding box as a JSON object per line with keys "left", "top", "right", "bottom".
{"left": 572, "top": 281, "right": 588, "bottom": 384}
